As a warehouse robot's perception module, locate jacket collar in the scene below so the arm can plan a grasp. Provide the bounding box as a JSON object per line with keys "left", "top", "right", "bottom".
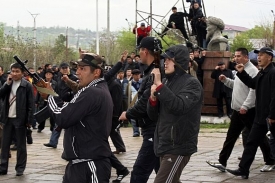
{"left": 261, "top": 62, "right": 274, "bottom": 73}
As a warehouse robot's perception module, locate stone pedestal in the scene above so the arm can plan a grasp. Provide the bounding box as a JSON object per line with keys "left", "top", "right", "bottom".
{"left": 201, "top": 51, "right": 231, "bottom": 114}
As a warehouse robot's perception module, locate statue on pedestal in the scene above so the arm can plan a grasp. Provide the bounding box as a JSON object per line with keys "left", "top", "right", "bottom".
{"left": 206, "top": 16, "right": 228, "bottom": 51}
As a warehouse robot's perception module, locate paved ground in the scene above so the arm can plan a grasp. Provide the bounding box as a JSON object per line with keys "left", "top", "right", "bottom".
{"left": 0, "top": 123, "right": 275, "bottom": 183}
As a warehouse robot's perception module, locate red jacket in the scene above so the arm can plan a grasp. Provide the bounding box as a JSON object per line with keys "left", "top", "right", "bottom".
{"left": 133, "top": 25, "right": 151, "bottom": 37}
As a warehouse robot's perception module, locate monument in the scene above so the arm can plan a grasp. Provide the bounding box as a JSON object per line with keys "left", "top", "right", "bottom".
{"left": 206, "top": 16, "right": 228, "bottom": 51}
{"left": 202, "top": 16, "right": 231, "bottom": 115}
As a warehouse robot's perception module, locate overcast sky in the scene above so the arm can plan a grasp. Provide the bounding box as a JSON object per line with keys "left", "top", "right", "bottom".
{"left": 1, "top": 0, "right": 275, "bottom": 31}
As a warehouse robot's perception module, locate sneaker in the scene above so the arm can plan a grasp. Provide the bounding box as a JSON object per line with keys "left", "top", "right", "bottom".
{"left": 206, "top": 160, "right": 226, "bottom": 172}
{"left": 260, "top": 165, "right": 275, "bottom": 172}
{"left": 112, "top": 168, "right": 130, "bottom": 183}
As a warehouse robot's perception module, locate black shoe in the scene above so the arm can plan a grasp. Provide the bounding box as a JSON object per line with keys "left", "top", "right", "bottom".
{"left": 32, "top": 126, "right": 37, "bottom": 129}
{"left": 227, "top": 114, "right": 232, "bottom": 118}
{"left": 10, "top": 145, "right": 17, "bottom": 151}
{"left": 0, "top": 170, "right": 7, "bottom": 175}
{"left": 206, "top": 160, "right": 226, "bottom": 172}
{"left": 226, "top": 168, "right": 249, "bottom": 179}
{"left": 37, "top": 129, "right": 42, "bottom": 133}
{"left": 113, "top": 149, "right": 126, "bottom": 154}
{"left": 43, "top": 143, "right": 57, "bottom": 148}
{"left": 16, "top": 171, "right": 23, "bottom": 176}
{"left": 133, "top": 133, "right": 140, "bottom": 137}
{"left": 238, "top": 156, "right": 242, "bottom": 160}
{"left": 26, "top": 128, "right": 33, "bottom": 144}
{"left": 112, "top": 168, "right": 130, "bottom": 183}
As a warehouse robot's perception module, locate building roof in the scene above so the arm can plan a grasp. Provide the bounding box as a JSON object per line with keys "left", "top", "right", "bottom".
{"left": 224, "top": 24, "right": 249, "bottom": 32}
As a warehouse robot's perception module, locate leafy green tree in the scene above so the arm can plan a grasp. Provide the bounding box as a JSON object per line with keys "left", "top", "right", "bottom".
{"left": 230, "top": 34, "right": 254, "bottom": 52}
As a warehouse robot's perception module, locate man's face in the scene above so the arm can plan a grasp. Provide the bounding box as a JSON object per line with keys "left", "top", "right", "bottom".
{"left": 127, "top": 57, "right": 133, "bottom": 64}
{"left": 164, "top": 58, "right": 175, "bottom": 74}
{"left": 135, "top": 56, "right": 140, "bottom": 62}
{"left": 60, "top": 66, "right": 70, "bottom": 75}
{"left": 219, "top": 64, "right": 226, "bottom": 70}
{"left": 234, "top": 51, "right": 247, "bottom": 64}
{"left": 76, "top": 66, "right": 99, "bottom": 87}
{"left": 172, "top": 9, "right": 177, "bottom": 14}
{"left": 131, "top": 53, "right": 136, "bottom": 59}
{"left": 28, "top": 68, "right": 35, "bottom": 74}
{"left": 47, "top": 65, "right": 52, "bottom": 69}
{"left": 10, "top": 68, "right": 24, "bottom": 81}
{"left": 118, "top": 72, "right": 124, "bottom": 79}
{"left": 140, "top": 26, "right": 145, "bottom": 30}
{"left": 132, "top": 73, "right": 140, "bottom": 81}
{"left": 193, "top": 51, "right": 200, "bottom": 58}
{"left": 139, "top": 48, "right": 148, "bottom": 65}
{"left": 45, "top": 72, "right": 53, "bottom": 80}
{"left": 189, "top": 53, "right": 194, "bottom": 60}
{"left": 193, "top": 3, "right": 199, "bottom": 9}
{"left": 257, "top": 52, "right": 272, "bottom": 69}
{"left": 126, "top": 70, "right": 132, "bottom": 77}
{"left": 0, "top": 67, "right": 3, "bottom": 76}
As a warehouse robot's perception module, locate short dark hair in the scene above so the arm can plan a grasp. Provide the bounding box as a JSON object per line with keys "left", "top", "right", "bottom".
{"left": 135, "top": 55, "right": 140, "bottom": 58}
{"left": 172, "top": 7, "right": 177, "bottom": 10}
{"left": 44, "top": 64, "right": 51, "bottom": 69}
{"left": 235, "top": 48, "right": 249, "bottom": 56}
{"left": 0, "top": 65, "right": 4, "bottom": 71}
{"left": 126, "top": 56, "right": 132, "bottom": 59}
{"left": 10, "top": 63, "right": 24, "bottom": 72}
{"left": 89, "top": 66, "right": 103, "bottom": 78}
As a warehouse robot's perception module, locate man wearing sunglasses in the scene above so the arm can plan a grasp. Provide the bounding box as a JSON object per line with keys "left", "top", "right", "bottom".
{"left": 147, "top": 44, "right": 203, "bottom": 183}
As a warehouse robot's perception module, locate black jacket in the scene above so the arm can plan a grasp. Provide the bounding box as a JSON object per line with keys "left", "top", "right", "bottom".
{"left": 56, "top": 73, "right": 78, "bottom": 102}
{"left": 147, "top": 71, "right": 203, "bottom": 156}
{"left": 107, "top": 77, "right": 122, "bottom": 118}
{"left": 48, "top": 78, "right": 113, "bottom": 161}
{"left": 168, "top": 12, "right": 188, "bottom": 26}
{"left": 0, "top": 79, "right": 34, "bottom": 126}
{"left": 237, "top": 63, "right": 275, "bottom": 124}
{"left": 126, "top": 62, "right": 156, "bottom": 131}
{"left": 211, "top": 68, "right": 233, "bottom": 98}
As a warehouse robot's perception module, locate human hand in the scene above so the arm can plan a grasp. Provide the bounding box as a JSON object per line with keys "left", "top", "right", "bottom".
{"left": 267, "top": 118, "right": 275, "bottom": 125}
{"left": 201, "top": 50, "right": 206, "bottom": 56}
{"left": 151, "top": 68, "right": 162, "bottom": 86}
{"left": 6, "top": 74, "right": 12, "bottom": 85}
{"left": 239, "top": 108, "right": 247, "bottom": 114}
{"left": 235, "top": 63, "right": 244, "bottom": 73}
{"left": 120, "top": 50, "right": 128, "bottom": 62}
{"left": 61, "top": 75, "right": 69, "bottom": 82}
{"left": 215, "top": 66, "right": 220, "bottom": 70}
{"left": 150, "top": 84, "right": 157, "bottom": 101}
{"left": 218, "top": 74, "right": 226, "bottom": 81}
{"left": 119, "top": 111, "right": 127, "bottom": 121}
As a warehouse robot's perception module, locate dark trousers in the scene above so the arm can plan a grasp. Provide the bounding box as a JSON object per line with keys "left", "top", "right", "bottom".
{"left": 216, "top": 92, "right": 232, "bottom": 116}
{"left": 63, "top": 159, "right": 111, "bottom": 183}
{"left": 161, "top": 24, "right": 189, "bottom": 40}
{"left": 239, "top": 122, "right": 275, "bottom": 173}
{"left": 110, "top": 118, "right": 126, "bottom": 151}
{"left": 154, "top": 154, "right": 190, "bottom": 183}
{"left": 110, "top": 153, "right": 127, "bottom": 174}
{"left": 137, "top": 36, "right": 144, "bottom": 46}
{"left": 0, "top": 118, "right": 27, "bottom": 173}
{"left": 219, "top": 108, "right": 272, "bottom": 167}
{"left": 130, "top": 130, "right": 160, "bottom": 183}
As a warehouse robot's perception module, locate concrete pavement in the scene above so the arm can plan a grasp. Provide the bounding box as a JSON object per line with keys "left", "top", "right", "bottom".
{"left": 0, "top": 125, "right": 275, "bottom": 183}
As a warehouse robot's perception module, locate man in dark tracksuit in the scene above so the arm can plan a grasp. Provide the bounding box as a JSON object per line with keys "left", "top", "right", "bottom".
{"left": 0, "top": 63, "right": 34, "bottom": 176}
{"left": 119, "top": 37, "right": 162, "bottom": 183}
{"left": 147, "top": 45, "right": 203, "bottom": 183}
{"left": 227, "top": 47, "right": 275, "bottom": 179}
{"left": 42, "top": 54, "right": 113, "bottom": 183}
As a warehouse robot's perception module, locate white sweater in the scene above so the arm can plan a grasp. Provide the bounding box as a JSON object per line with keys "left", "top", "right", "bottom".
{"left": 222, "top": 61, "right": 258, "bottom": 111}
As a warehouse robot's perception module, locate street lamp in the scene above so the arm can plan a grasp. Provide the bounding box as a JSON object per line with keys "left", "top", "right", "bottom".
{"left": 28, "top": 11, "right": 39, "bottom": 69}
{"left": 271, "top": 10, "right": 275, "bottom": 49}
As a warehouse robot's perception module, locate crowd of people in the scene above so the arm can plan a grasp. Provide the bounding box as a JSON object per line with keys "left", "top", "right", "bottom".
{"left": 0, "top": 24, "right": 275, "bottom": 183}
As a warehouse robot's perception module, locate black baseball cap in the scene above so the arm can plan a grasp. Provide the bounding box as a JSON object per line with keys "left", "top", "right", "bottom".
{"left": 59, "top": 62, "right": 69, "bottom": 68}
{"left": 254, "top": 47, "right": 274, "bottom": 57}
{"left": 77, "top": 54, "right": 103, "bottom": 69}
{"left": 218, "top": 61, "right": 225, "bottom": 66}
{"left": 137, "top": 37, "right": 162, "bottom": 52}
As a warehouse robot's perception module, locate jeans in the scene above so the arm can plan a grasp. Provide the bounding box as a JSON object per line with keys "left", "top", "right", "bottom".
{"left": 49, "top": 124, "right": 61, "bottom": 146}
{"left": 131, "top": 119, "right": 140, "bottom": 135}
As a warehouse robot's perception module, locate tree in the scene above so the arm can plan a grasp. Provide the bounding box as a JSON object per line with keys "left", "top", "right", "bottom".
{"left": 230, "top": 34, "right": 254, "bottom": 52}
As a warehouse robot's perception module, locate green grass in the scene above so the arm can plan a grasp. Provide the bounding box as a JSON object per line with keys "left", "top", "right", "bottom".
{"left": 200, "top": 122, "right": 230, "bottom": 129}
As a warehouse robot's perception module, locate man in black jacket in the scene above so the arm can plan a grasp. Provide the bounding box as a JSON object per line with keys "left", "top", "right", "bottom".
{"left": 227, "top": 47, "right": 275, "bottom": 179}
{"left": 147, "top": 44, "right": 203, "bottom": 183}
{"left": 160, "top": 7, "right": 189, "bottom": 40}
{"left": 119, "top": 37, "right": 161, "bottom": 183}
{"left": 0, "top": 63, "right": 34, "bottom": 176}
{"left": 211, "top": 62, "right": 233, "bottom": 118}
{"left": 41, "top": 54, "right": 113, "bottom": 183}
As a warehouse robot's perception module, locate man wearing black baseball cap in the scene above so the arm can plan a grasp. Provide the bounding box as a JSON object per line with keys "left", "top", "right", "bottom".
{"left": 40, "top": 52, "right": 113, "bottom": 182}
{"left": 227, "top": 47, "right": 275, "bottom": 179}
{"left": 119, "top": 36, "right": 161, "bottom": 182}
